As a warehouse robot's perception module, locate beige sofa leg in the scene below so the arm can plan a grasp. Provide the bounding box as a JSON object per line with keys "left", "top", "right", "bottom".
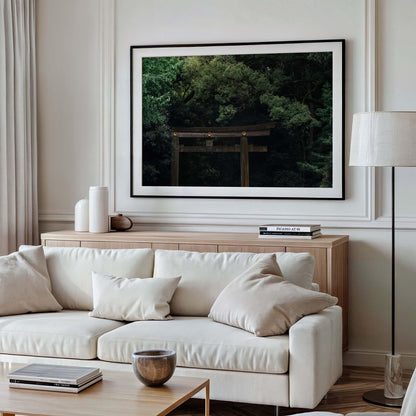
{"left": 275, "top": 406, "right": 279, "bottom": 416}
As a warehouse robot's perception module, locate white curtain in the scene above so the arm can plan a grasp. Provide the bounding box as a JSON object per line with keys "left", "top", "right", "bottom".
{"left": 0, "top": 0, "right": 38, "bottom": 255}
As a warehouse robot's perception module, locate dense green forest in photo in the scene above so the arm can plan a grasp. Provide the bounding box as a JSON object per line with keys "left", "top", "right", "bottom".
{"left": 141, "top": 51, "right": 333, "bottom": 188}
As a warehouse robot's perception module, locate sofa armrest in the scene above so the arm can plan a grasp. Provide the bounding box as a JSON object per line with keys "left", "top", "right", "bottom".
{"left": 289, "top": 305, "right": 343, "bottom": 409}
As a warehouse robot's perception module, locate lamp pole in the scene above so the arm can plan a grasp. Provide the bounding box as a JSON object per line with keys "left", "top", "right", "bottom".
{"left": 392, "top": 166, "right": 395, "bottom": 357}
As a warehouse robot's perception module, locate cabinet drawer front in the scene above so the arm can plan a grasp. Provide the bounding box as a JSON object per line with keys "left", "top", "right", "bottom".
{"left": 178, "top": 244, "right": 217, "bottom": 252}
{"left": 286, "top": 247, "right": 327, "bottom": 292}
{"left": 218, "top": 245, "right": 285, "bottom": 253}
{"left": 152, "top": 243, "right": 179, "bottom": 251}
{"left": 80, "top": 241, "right": 151, "bottom": 249}
{"left": 45, "top": 240, "right": 80, "bottom": 247}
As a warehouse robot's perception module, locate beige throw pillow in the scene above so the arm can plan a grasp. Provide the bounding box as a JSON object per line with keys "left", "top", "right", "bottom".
{"left": 209, "top": 258, "right": 338, "bottom": 336}
{"left": 19, "top": 245, "right": 51, "bottom": 286}
{"left": 89, "top": 272, "right": 181, "bottom": 321}
{"left": 154, "top": 250, "right": 284, "bottom": 316}
{"left": 0, "top": 250, "right": 63, "bottom": 316}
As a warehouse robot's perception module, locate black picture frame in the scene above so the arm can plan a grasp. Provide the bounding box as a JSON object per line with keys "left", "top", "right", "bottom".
{"left": 130, "top": 39, "right": 345, "bottom": 199}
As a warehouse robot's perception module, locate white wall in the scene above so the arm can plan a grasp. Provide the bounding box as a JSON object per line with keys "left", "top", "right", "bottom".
{"left": 37, "top": 0, "right": 101, "bottom": 229}
{"left": 115, "top": 0, "right": 367, "bottom": 225}
{"left": 36, "top": 0, "right": 416, "bottom": 367}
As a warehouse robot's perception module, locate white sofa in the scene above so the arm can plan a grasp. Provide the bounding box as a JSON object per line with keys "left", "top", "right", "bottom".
{"left": 0, "top": 246, "right": 343, "bottom": 411}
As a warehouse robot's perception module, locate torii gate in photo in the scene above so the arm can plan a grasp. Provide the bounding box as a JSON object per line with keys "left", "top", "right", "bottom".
{"left": 171, "top": 122, "right": 276, "bottom": 187}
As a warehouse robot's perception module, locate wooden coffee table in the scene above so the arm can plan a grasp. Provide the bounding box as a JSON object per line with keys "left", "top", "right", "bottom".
{"left": 0, "top": 363, "right": 209, "bottom": 416}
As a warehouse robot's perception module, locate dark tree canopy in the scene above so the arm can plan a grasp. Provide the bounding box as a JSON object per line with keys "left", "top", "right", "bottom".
{"left": 141, "top": 52, "right": 333, "bottom": 188}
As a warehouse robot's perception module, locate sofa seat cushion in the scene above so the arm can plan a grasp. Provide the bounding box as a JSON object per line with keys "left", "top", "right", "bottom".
{"left": 97, "top": 316, "right": 289, "bottom": 374}
{"left": 0, "top": 310, "right": 124, "bottom": 359}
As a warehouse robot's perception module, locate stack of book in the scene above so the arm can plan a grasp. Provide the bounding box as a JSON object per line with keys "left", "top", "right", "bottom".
{"left": 258, "top": 224, "right": 322, "bottom": 239}
{"left": 8, "top": 364, "right": 102, "bottom": 393}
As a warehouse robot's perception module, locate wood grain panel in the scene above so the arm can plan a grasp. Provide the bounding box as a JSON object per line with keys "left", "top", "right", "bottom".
{"left": 45, "top": 240, "right": 80, "bottom": 247}
{"left": 80, "top": 241, "right": 151, "bottom": 249}
{"left": 218, "top": 245, "right": 285, "bottom": 253}
{"left": 41, "top": 230, "right": 348, "bottom": 248}
{"left": 329, "top": 243, "right": 349, "bottom": 350}
{"left": 178, "top": 244, "right": 217, "bottom": 252}
{"left": 152, "top": 243, "right": 180, "bottom": 251}
{"left": 286, "top": 247, "right": 327, "bottom": 292}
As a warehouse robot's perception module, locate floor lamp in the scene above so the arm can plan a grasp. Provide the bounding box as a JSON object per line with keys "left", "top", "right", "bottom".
{"left": 350, "top": 111, "right": 416, "bottom": 407}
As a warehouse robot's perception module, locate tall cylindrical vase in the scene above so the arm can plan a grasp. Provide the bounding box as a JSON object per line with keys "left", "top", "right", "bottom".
{"left": 89, "top": 186, "right": 109, "bottom": 233}
{"left": 384, "top": 354, "right": 405, "bottom": 399}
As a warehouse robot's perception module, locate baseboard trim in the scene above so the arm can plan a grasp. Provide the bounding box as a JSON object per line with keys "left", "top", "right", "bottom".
{"left": 344, "top": 350, "right": 416, "bottom": 369}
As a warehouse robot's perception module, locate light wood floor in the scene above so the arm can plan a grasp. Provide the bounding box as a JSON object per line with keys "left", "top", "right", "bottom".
{"left": 171, "top": 366, "right": 411, "bottom": 415}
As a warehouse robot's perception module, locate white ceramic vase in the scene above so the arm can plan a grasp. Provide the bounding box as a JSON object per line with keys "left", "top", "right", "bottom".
{"left": 89, "top": 186, "right": 109, "bottom": 233}
{"left": 74, "top": 198, "right": 89, "bottom": 232}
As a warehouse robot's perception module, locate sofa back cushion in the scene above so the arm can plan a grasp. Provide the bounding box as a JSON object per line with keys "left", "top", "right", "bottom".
{"left": 154, "top": 249, "right": 315, "bottom": 316}
{"left": 40, "top": 247, "right": 154, "bottom": 310}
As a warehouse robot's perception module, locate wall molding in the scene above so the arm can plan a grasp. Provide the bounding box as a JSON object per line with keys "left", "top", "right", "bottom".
{"left": 98, "top": 0, "right": 116, "bottom": 213}
{"left": 344, "top": 349, "right": 416, "bottom": 370}
{"left": 110, "top": 0, "right": 380, "bottom": 226}
{"left": 365, "top": 0, "right": 377, "bottom": 112}
{"left": 39, "top": 0, "right": 416, "bottom": 230}
{"left": 38, "top": 213, "right": 416, "bottom": 231}
{"left": 39, "top": 214, "right": 74, "bottom": 223}
{"left": 93, "top": 0, "right": 416, "bottom": 230}
{"left": 362, "top": 0, "right": 377, "bottom": 223}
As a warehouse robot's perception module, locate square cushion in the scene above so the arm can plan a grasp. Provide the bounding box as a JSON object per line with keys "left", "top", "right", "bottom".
{"left": 209, "top": 258, "right": 338, "bottom": 336}
{"left": 154, "top": 250, "right": 315, "bottom": 316}
{"left": 19, "top": 245, "right": 51, "bottom": 285}
{"left": 89, "top": 272, "right": 181, "bottom": 321}
{"left": 97, "top": 316, "right": 289, "bottom": 374}
{"left": 21, "top": 246, "right": 155, "bottom": 310}
{"left": 0, "top": 248, "right": 62, "bottom": 316}
{"left": 0, "top": 310, "right": 124, "bottom": 359}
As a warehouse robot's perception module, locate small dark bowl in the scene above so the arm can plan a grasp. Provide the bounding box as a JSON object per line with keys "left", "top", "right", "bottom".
{"left": 132, "top": 349, "right": 176, "bottom": 387}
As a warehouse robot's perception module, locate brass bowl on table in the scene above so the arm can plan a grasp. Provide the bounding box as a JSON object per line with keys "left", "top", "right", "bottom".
{"left": 132, "top": 350, "right": 176, "bottom": 387}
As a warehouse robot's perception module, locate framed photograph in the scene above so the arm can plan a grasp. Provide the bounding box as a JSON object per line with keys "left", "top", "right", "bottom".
{"left": 131, "top": 40, "right": 345, "bottom": 199}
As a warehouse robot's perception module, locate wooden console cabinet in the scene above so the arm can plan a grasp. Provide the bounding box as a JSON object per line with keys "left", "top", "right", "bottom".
{"left": 41, "top": 230, "right": 349, "bottom": 349}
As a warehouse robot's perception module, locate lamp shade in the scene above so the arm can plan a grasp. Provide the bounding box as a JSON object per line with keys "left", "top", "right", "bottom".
{"left": 350, "top": 111, "right": 416, "bottom": 167}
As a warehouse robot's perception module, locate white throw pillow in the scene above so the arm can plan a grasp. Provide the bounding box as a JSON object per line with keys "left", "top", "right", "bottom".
{"left": 154, "top": 249, "right": 314, "bottom": 316}
{"left": 209, "top": 258, "right": 338, "bottom": 336}
{"left": 19, "top": 246, "right": 155, "bottom": 311}
{"left": 0, "top": 250, "right": 62, "bottom": 316}
{"left": 89, "top": 271, "right": 181, "bottom": 321}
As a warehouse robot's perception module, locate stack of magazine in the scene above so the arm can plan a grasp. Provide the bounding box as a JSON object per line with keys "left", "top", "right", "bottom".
{"left": 8, "top": 364, "right": 102, "bottom": 393}
{"left": 259, "top": 224, "right": 321, "bottom": 239}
